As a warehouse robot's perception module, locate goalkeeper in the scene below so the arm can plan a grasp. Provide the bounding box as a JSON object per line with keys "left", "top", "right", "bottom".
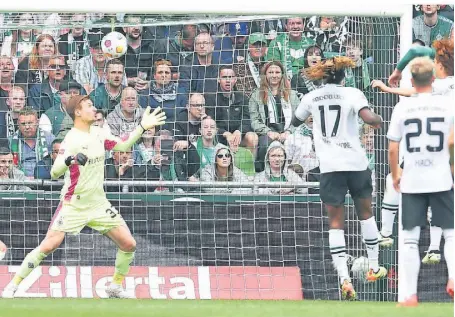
{"left": 2, "top": 95, "right": 166, "bottom": 299}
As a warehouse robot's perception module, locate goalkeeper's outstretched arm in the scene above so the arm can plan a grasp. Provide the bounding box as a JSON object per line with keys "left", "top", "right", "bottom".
{"left": 110, "top": 107, "right": 166, "bottom": 152}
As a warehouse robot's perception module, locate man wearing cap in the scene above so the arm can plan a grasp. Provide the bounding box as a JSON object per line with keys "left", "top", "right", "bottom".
{"left": 39, "top": 80, "right": 83, "bottom": 136}
{"left": 74, "top": 32, "right": 127, "bottom": 95}
{"left": 267, "top": 17, "right": 315, "bottom": 79}
{"left": 215, "top": 22, "right": 250, "bottom": 64}
{"left": 233, "top": 33, "right": 268, "bottom": 98}
{"left": 28, "top": 55, "right": 68, "bottom": 114}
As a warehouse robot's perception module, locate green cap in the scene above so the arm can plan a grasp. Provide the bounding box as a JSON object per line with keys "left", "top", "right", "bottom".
{"left": 248, "top": 33, "right": 267, "bottom": 45}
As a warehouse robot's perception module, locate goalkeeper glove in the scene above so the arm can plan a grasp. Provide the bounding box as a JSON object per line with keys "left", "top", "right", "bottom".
{"left": 65, "top": 153, "right": 88, "bottom": 167}
{"left": 140, "top": 106, "right": 166, "bottom": 131}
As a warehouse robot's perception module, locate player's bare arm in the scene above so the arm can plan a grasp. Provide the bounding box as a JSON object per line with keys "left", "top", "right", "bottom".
{"left": 449, "top": 127, "right": 454, "bottom": 175}
{"left": 359, "top": 108, "right": 383, "bottom": 129}
{"left": 371, "top": 79, "right": 416, "bottom": 97}
{"left": 388, "top": 140, "right": 401, "bottom": 192}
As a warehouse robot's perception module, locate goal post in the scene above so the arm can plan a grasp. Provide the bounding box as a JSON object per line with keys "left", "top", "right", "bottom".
{"left": 0, "top": 5, "right": 437, "bottom": 302}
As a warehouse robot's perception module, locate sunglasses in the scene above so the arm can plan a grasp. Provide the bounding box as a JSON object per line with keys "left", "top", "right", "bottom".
{"left": 217, "top": 153, "right": 231, "bottom": 159}
{"left": 48, "top": 64, "right": 67, "bottom": 70}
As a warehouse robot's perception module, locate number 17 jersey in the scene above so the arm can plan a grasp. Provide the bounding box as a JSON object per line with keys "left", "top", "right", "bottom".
{"left": 387, "top": 93, "right": 453, "bottom": 193}
{"left": 295, "top": 84, "right": 369, "bottom": 173}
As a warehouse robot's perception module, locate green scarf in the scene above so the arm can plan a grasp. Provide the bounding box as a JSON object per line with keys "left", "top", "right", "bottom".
{"left": 67, "top": 32, "right": 90, "bottom": 63}
{"left": 277, "top": 34, "right": 315, "bottom": 79}
{"left": 10, "top": 128, "right": 49, "bottom": 172}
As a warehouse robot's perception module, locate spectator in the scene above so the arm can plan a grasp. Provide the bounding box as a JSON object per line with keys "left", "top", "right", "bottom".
{"left": 173, "top": 93, "right": 206, "bottom": 146}
{"left": 74, "top": 33, "right": 127, "bottom": 95}
{"left": 233, "top": 32, "right": 268, "bottom": 98}
{"left": 107, "top": 87, "right": 144, "bottom": 137}
{"left": 0, "top": 13, "right": 37, "bottom": 69}
{"left": 89, "top": 59, "right": 142, "bottom": 113}
{"left": 28, "top": 55, "right": 68, "bottom": 113}
{"left": 248, "top": 61, "right": 299, "bottom": 171}
{"left": 291, "top": 45, "right": 325, "bottom": 95}
{"left": 15, "top": 34, "right": 58, "bottom": 86}
{"left": 39, "top": 80, "right": 82, "bottom": 136}
{"left": 214, "top": 22, "right": 250, "bottom": 64}
{"left": 0, "top": 56, "right": 16, "bottom": 109}
{"left": 199, "top": 144, "right": 250, "bottom": 194}
{"left": 250, "top": 19, "right": 285, "bottom": 41}
{"left": 180, "top": 32, "right": 220, "bottom": 94}
{"left": 284, "top": 115, "right": 319, "bottom": 180}
{"left": 4, "top": 86, "right": 26, "bottom": 139}
{"left": 105, "top": 147, "right": 158, "bottom": 193}
{"left": 343, "top": 37, "right": 371, "bottom": 91}
{"left": 144, "top": 59, "right": 187, "bottom": 123}
{"left": 413, "top": 4, "right": 453, "bottom": 46}
{"left": 34, "top": 138, "right": 61, "bottom": 179}
{"left": 8, "top": 108, "right": 54, "bottom": 178}
{"left": 0, "top": 146, "right": 31, "bottom": 190}
{"left": 135, "top": 128, "right": 155, "bottom": 164}
{"left": 149, "top": 129, "right": 181, "bottom": 190}
{"left": 254, "top": 141, "right": 306, "bottom": 195}
{"left": 58, "top": 13, "right": 90, "bottom": 72}
{"left": 121, "top": 14, "right": 154, "bottom": 91}
{"left": 185, "top": 116, "right": 220, "bottom": 181}
{"left": 152, "top": 24, "right": 198, "bottom": 70}
{"left": 305, "top": 16, "right": 348, "bottom": 54}
{"left": 267, "top": 17, "right": 315, "bottom": 79}
{"left": 204, "top": 65, "right": 257, "bottom": 153}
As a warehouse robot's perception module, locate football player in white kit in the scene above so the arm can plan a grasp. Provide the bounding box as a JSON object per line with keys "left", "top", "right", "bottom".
{"left": 375, "top": 39, "right": 453, "bottom": 265}
{"left": 388, "top": 57, "right": 454, "bottom": 305}
{"left": 293, "top": 56, "right": 387, "bottom": 300}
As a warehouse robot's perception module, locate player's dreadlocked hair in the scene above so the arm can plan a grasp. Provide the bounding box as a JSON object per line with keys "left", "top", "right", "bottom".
{"left": 433, "top": 38, "right": 454, "bottom": 76}
{"left": 304, "top": 56, "right": 356, "bottom": 84}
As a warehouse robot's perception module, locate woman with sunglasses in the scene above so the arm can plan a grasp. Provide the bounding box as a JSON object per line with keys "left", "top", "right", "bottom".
{"left": 199, "top": 144, "right": 250, "bottom": 194}
{"left": 254, "top": 141, "right": 306, "bottom": 195}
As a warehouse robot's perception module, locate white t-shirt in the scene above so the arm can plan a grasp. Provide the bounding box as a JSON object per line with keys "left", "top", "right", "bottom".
{"left": 433, "top": 76, "right": 454, "bottom": 97}
{"left": 295, "top": 84, "right": 369, "bottom": 173}
{"left": 398, "top": 76, "right": 454, "bottom": 166}
{"left": 387, "top": 93, "right": 453, "bottom": 194}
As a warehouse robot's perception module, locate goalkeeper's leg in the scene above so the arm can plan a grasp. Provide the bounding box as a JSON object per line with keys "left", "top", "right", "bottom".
{"left": 105, "top": 224, "right": 136, "bottom": 299}
{"left": 379, "top": 173, "right": 399, "bottom": 247}
{"left": 2, "top": 230, "right": 65, "bottom": 298}
{"left": 422, "top": 208, "right": 443, "bottom": 264}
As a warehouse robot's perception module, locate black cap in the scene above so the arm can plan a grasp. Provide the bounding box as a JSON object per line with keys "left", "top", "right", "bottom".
{"left": 58, "top": 80, "right": 82, "bottom": 92}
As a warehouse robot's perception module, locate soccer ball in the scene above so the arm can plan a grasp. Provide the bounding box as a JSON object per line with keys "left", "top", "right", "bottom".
{"left": 350, "top": 256, "right": 369, "bottom": 282}
{"left": 101, "top": 32, "right": 127, "bottom": 59}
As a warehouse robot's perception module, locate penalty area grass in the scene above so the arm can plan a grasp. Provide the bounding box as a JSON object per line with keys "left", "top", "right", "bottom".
{"left": 0, "top": 298, "right": 453, "bottom": 317}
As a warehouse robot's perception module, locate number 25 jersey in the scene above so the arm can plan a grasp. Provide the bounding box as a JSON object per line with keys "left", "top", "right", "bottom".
{"left": 387, "top": 93, "right": 453, "bottom": 193}
{"left": 295, "top": 84, "right": 369, "bottom": 173}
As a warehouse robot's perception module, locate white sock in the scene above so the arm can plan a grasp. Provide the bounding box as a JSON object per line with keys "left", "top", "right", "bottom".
{"left": 380, "top": 174, "right": 399, "bottom": 237}
{"left": 428, "top": 226, "right": 443, "bottom": 251}
{"left": 329, "top": 229, "right": 350, "bottom": 284}
{"left": 360, "top": 216, "right": 379, "bottom": 271}
{"left": 403, "top": 227, "right": 421, "bottom": 298}
{"left": 444, "top": 229, "right": 454, "bottom": 279}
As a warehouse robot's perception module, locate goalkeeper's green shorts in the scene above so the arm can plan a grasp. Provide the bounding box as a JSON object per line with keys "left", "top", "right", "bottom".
{"left": 49, "top": 200, "right": 126, "bottom": 235}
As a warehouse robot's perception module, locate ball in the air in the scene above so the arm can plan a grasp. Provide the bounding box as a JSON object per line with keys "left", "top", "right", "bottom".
{"left": 350, "top": 256, "right": 369, "bottom": 282}
{"left": 101, "top": 31, "right": 128, "bottom": 59}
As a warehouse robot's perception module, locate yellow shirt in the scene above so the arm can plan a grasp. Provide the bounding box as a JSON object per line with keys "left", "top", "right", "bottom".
{"left": 51, "top": 125, "right": 143, "bottom": 209}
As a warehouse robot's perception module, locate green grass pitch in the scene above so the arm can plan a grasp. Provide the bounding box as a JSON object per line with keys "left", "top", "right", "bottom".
{"left": 0, "top": 299, "right": 452, "bottom": 317}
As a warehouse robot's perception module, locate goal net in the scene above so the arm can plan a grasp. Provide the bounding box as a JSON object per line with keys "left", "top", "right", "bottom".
{"left": 0, "top": 11, "right": 448, "bottom": 302}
